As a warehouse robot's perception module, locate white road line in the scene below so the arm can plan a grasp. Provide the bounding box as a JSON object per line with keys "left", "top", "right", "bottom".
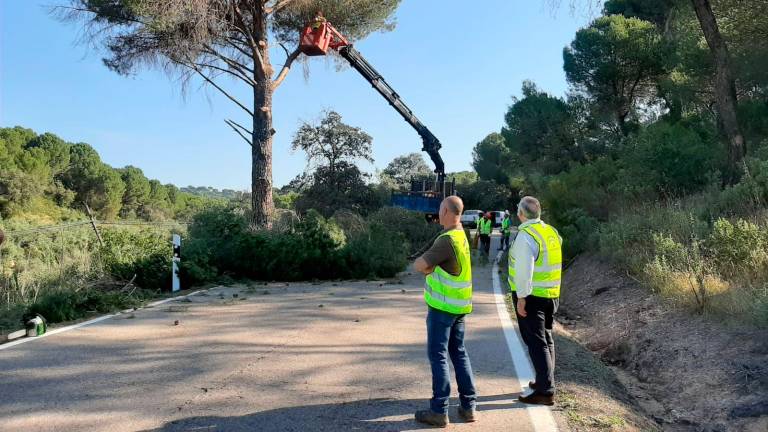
{"left": 492, "top": 250, "right": 559, "bottom": 432}
{"left": 0, "top": 289, "right": 210, "bottom": 351}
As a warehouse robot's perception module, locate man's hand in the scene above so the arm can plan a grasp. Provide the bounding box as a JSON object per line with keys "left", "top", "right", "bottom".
{"left": 517, "top": 297, "right": 527, "bottom": 318}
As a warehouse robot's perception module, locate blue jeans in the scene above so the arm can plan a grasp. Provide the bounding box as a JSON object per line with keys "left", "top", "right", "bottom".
{"left": 427, "top": 307, "right": 477, "bottom": 414}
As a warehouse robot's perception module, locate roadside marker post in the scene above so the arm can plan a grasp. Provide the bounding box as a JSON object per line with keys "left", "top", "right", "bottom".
{"left": 172, "top": 234, "right": 181, "bottom": 292}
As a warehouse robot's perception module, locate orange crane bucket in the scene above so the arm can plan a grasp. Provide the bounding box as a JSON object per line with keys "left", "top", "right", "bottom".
{"left": 300, "top": 22, "right": 332, "bottom": 56}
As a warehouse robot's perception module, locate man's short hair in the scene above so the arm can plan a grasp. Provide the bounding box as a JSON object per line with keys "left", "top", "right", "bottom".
{"left": 518, "top": 196, "right": 541, "bottom": 219}
{"left": 443, "top": 195, "right": 464, "bottom": 216}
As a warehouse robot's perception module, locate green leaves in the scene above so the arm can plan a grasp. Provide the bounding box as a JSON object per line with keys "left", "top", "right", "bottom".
{"left": 0, "top": 126, "right": 221, "bottom": 222}
{"left": 271, "top": 0, "right": 402, "bottom": 45}
{"left": 292, "top": 110, "right": 379, "bottom": 217}
{"left": 472, "top": 133, "right": 512, "bottom": 184}
{"left": 564, "top": 15, "right": 668, "bottom": 134}
{"left": 381, "top": 152, "right": 434, "bottom": 188}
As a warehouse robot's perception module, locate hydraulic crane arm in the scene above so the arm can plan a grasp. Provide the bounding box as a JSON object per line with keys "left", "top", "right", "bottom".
{"left": 337, "top": 46, "right": 445, "bottom": 184}
{"left": 300, "top": 19, "right": 446, "bottom": 185}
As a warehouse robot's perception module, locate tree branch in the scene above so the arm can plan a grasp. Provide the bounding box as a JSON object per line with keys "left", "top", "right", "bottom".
{"left": 183, "top": 61, "right": 254, "bottom": 117}
{"left": 221, "top": 36, "right": 256, "bottom": 62}
{"left": 195, "top": 62, "right": 256, "bottom": 86}
{"left": 225, "top": 119, "right": 253, "bottom": 146}
{"left": 202, "top": 43, "right": 256, "bottom": 76}
{"left": 226, "top": 118, "right": 253, "bottom": 136}
{"left": 272, "top": 44, "right": 302, "bottom": 90}
{"left": 265, "top": 0, "right": 297, "bottom": 14}
{"left": 231, "top": 2, "right": 258, "bottom": 53}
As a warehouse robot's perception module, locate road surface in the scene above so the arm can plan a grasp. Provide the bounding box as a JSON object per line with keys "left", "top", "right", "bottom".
{"left": 0, "top": 234, "right": 564, "bottom": 431}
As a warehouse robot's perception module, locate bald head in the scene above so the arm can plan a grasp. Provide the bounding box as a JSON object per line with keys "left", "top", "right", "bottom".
{"left": 439, "top": 196, "right": 463, "bottom": 228}
{"left": 442, "top": 195, "right": 464, "bottom": 216}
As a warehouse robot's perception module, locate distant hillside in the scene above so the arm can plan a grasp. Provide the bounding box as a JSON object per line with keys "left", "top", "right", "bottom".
{"left": 0, "top": 126, "right": 225, "bottom": 224}
{"left": 181, "top": 186, "right": 244, "bottom": 200}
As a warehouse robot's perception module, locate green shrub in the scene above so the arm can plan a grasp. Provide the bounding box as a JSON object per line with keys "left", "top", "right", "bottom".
{"left": 708, "top": 158, "right": 768, "bottom": 217}
{"left": 100, "top": 229, "right": 172, "bottom": 290}
{"left": 182, "top": 206, "right": 409, "bottom": 283}
{"left": 597, "top": 206, "right": 709, "bottom": 271}
{"left": 343, "top": 223, "right": 408, "bottom": 278}
{"left": 541, "top": 157, "right": 621, "bottom": 222}
{"left": 707, "top": 218, "right": 768, "bottom": 281}
{"left": 368, "top": 207, "right": 441, "bottom": 254}
{"left": 556, "top": 208, "right": 598, "bottom": 257}
{"left": 619, "top": 121, "right": 719, "bottom": 198}
{"left": 26, "top": 288, "right": 150, "bottom": 324}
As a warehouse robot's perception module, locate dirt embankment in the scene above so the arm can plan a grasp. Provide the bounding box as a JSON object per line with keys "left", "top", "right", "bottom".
{"left": 559, "top": 255, "right": 768, "bottom": 432}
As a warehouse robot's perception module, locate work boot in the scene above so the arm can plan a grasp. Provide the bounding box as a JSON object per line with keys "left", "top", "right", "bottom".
{"left": 518, "top": 392, "right": 555, "bottom": 406}
{"left": 415, "top": 410, "right": 448, "bottom": 427}
{"left": 528, "top": 381, "right": 537, "bottom": 390}
{"left": 458, "top": 406, "right": 477, "bottom": 423}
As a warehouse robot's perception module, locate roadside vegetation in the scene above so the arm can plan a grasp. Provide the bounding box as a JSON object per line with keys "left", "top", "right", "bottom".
{"left": 470, "top": 1, "right": 768, "bottom": 327}
{"left": 0, "top": 119, "right": 444, "bottom": 334}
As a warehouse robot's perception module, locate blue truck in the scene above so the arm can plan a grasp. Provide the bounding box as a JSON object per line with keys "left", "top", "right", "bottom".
{"left": 391, "top": 178, "right": 456, "bottom": 221}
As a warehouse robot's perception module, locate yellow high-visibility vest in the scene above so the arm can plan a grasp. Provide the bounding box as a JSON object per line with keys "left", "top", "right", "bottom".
{"left": 478, "top": 218, "right": 492, "bottom": 235}
{"left": 507, "top": 221, "right": 562, "bottom": 299}
{"left": 501, "top": 218, "right": 511, "bottom": 235}
{"left": 425, "top": 229, "right": 473, "bottom": 314}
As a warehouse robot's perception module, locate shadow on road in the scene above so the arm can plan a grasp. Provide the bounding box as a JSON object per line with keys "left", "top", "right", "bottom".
{"left": 140, "top": 394, "right": 526, "bottom": 432}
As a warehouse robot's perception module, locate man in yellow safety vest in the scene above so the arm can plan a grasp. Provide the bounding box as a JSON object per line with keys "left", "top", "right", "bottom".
{"left": 508, "top": 196, "right": 562, "bottom": 406}
{"left": 477, "top": 212, "right": 493, "bottom": 258}
{"left": 413, "top": 195, "right": 477, "bottom": 427}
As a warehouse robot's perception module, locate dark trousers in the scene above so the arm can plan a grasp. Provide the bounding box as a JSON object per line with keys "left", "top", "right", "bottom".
{"left": 479, "top": 234, "right": 490, "bottom": 256}
{"left": 427, "top": 307, "right": 477, "bottom": 414}
{"left": 500, "top": 234, "right": 510, "bottom": 250}
{"left": 513, "top": 293, "right": 558, "bottom": 396}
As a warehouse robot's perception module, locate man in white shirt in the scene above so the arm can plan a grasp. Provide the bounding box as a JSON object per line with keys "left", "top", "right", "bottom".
{"left": 508, "top": 196, "right": 562, "bottom": 406}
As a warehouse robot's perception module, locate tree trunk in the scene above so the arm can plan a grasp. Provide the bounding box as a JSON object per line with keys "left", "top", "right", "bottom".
{"left": 250, "top": 7, "right": 274, "bottom": 228}
{"left": 690, "top": 0, "right": 746, "bottom": 184}
{"left": 617, "top": 106, "right": 630, "bottom": 137}
{"left": 251, "top": 80, "right": 274, "bottom": 228}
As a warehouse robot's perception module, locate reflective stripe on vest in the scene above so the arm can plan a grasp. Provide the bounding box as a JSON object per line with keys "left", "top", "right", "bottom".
{"left": 507, "top": 221, "right": 562, "bottom": 299}
{"left": 478, "top": 219, "right": 492, "bottom": 235}
{"left": 425, "top": 229, "right": 473, "bottom": 314}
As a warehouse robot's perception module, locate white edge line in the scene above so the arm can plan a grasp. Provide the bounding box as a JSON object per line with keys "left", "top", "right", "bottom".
{"left": 491, "top": 250, "right": 559, "bottom": 432}
{"left": 0, "top": 288, "right": 211, "bottom": 351}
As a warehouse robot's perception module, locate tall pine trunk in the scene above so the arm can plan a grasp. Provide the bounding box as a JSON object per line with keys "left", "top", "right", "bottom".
{"left": 251, "top": 5, "right": 274, "bottom": 228}
{"left": 691, "top": 0, "right": 746, "bottom": 184}
{"left": 251, "top": 78, "right": 274, "bottom": 228}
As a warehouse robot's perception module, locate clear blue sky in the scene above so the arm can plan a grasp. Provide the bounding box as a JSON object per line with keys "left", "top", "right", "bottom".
{"left": 1, "top": 1, "right": 591, "bottom": 190}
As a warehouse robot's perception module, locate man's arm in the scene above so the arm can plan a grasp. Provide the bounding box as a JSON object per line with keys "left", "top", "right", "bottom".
{"left": 414, "top": 257, "right": 434, "bottom": 275}
{"left": 416, "top": 235, "right": 453, "bottom": 275}
{"left": 513, "top": 231, "right": 537, "bottom": 317}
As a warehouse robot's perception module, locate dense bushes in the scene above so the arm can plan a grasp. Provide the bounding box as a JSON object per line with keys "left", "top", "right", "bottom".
{"left": 367, "top": 207, "right": 441, "bottom": 254}
{"left": 0, "top": 223, "right": 179, "bottom": 330}
{"left": 100, "top": 229, "right": 174, "bottom": 290}
{"left": 26, "top": 288, "right": 151, "bottom": 323}
{"left": 620, "top": 121, "right": 719, "bottom": 198}
{"left": 515, "top": 120, "right": 768, "bottom": 326}
{"left": 593, "top": 201, "right": 768, "bottom": 325}
{"left": 181, "top": 206, "right": 423, "bottom": 286}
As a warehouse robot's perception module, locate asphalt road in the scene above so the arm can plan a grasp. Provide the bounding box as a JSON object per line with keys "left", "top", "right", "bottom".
{"left": 0, "top": 234, "right": 563, "bottom": 431}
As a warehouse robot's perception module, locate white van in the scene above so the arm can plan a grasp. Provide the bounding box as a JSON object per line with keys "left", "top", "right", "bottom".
{"left": 460, "top": 210, "right": 483, "bottom": 228}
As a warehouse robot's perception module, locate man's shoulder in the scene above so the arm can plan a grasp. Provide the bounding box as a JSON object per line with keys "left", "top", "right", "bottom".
{"left": 516, "top": 229, "right": 539, "bottom": 250}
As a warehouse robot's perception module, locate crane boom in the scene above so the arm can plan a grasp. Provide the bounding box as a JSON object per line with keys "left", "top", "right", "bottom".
{"left": 337, "top": 46, "right": 445, "bottom": 184}
{"left": 299, "top": 18, "right": 453, "bottom": 216}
